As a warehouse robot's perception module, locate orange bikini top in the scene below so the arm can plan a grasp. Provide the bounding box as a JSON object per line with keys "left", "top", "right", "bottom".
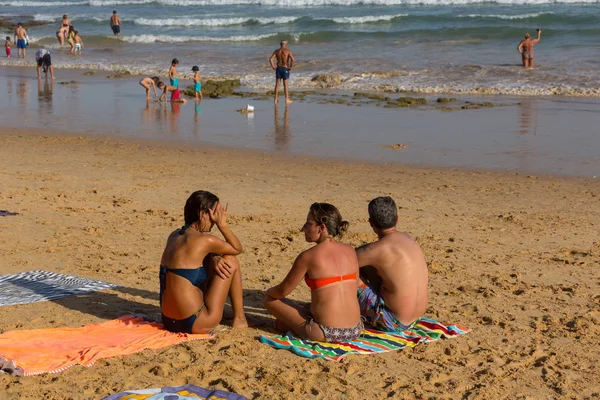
{"left": 304, "top": 273, "right": 357, "bottom": 291}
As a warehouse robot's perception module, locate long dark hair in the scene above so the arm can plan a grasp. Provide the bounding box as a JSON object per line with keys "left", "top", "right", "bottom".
{"left": 184, "top": 190, "right": 219, "bottom": 225}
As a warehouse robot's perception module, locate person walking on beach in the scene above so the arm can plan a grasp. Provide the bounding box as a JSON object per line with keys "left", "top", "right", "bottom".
{"left": 110, "top": 11, "right": 122, "bottom": 36}
{"left": 35, "top": 49, "right": 55, "bottom": 80}
{"left": 356, "top": 196, "right": 429, "bottom": 332}
{"left": 517, "top": 29, "right": 542, "bottom": 68}
{"left": 13, "top": 23, "right": 27, "bottom": 58}
{"left": 5, "top": 37, "right": 11, "bottom": 59}
{"left": 269, "top": 40, "right": 295, "bottom": 104}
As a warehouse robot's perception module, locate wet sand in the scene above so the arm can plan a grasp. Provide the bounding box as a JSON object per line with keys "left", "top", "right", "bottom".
{"left": 0, "top": 131, "right": 599, "bottom": 399}
{"left": 1, "top": 66, "right": 600, "bottom": 177}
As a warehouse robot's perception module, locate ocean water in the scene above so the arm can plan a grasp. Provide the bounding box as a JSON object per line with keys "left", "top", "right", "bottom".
{"left": 2, "top": 0, "right": 600, "bottom": 96}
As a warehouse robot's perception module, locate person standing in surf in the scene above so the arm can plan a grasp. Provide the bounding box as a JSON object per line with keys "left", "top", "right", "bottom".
{"left": 110, "top": 11, "right": 122, "bottom": 36}
{"left": 269, "top": 40, "right": 295, "bottom": 104}
{"left": 517, "top": 29, "right": 542, "bottom": 68}
{"left": 13, "top": 23, "right": 27, "bottom": 58}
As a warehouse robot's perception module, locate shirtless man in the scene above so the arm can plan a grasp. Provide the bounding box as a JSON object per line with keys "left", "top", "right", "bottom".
{"left": 517, "top": 29, "right": 542, "bottom": 68}
{"left": 13, "top": 23, "right": 27, "bottom": 58}
{"left": 356, "top": 196, "right": 428, "bottom": 332}
{"left": 110, "top": 11, "right": 122, "bottom": 36}
{"left": 269, "top": 40, "right": 295, "bottom": 104}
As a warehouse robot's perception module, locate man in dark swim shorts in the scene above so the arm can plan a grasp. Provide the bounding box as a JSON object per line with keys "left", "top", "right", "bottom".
{"left": 110, "top": 10, "right": 122, "bottom": 36}
{"left": 269, "top": 40, "right": 295, "bottom": 104}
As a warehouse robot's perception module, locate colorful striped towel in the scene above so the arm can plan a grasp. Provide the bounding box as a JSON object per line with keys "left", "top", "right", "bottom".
{"left": 0, "top": 315, "right": 213, "bottom": 376}
{"left": 103, "top": 384, "right": 248, "bottom": 400}
{"left": 259, "top": 317, "right": 469, "bottom": 362}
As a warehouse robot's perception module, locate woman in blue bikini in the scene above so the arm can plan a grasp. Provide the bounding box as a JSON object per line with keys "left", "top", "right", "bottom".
{"left": 159, "top": 190, "right": 249, "bottom": 333}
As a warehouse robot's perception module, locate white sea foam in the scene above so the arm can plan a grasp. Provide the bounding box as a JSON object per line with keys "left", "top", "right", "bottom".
{"left": 4, "top": 0, "right": 598, "bottom": 7}
{"left": 133, "top": 16, "right": 298, "bottom": 27}
{"left": 119, "top": 33, "right": 277, "bottom": 43}
{"left": 323, "top": 14, "right": 408, "bottom": 23}
{"left": 458, "top": 12, "right": 555, "bottom": 19}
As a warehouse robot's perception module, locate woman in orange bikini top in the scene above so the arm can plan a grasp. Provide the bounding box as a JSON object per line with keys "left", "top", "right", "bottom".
{"left": 264, "top": 202, "right": 363, "bottom": 343}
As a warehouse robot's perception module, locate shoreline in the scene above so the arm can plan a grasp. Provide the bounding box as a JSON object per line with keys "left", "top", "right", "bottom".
{"left": 2, "top": 55, "right": 600, "bottom": 99}
{"left": 2, "top": 64, "right": 600, "bottom": 178}
{"left": 0, "top": 132, "right": 598, "bottom": 399}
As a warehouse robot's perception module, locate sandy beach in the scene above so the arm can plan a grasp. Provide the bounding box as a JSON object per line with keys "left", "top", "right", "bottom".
{"left": 0, "top": 130, "right": 598, "bottom": 399}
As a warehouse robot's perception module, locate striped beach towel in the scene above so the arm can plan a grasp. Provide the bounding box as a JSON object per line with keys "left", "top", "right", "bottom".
{"left": 0, "top": 270, "right": 118, "bottom": 306}
{"left": 260, "top": 317, "right": 469, "bottom": 362}
{"left": 0, "top": 315, "right": 212, "bottom": 376}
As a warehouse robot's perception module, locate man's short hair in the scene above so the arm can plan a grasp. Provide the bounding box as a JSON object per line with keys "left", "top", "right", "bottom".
{"left": 368, "top": 196, "right": 398, "bottom": 230}
{"left": 280, "top": 40, "right": 287, "bottom": 45}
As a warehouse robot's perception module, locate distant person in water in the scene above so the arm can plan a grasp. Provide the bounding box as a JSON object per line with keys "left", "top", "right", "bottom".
{"left": 61, "top": 14, "right": 71, "bottom": 29}
{"left": 140, "top": 76, "right": 160, "bottom": 99}
{"left": 356, "top": 197, "right": 429, "bottom": 333}
{"left": 13, "top": 23, "right": 27, "bottom": 58}
{"left": 269, "top": 40, "right": 295, "bottom": 104}
{"left": 110, "top": 10, "right": 122, "bottom": 36}
{"left": 517, "top": 29, "right": 542, "bottom": 68}
{"left": 192, "top": 65, "right": 203, "bottom": 102}
{"left": 35, "top": 49, "right": 55, "bottom": 80}
{"left": 73, "top": 31, "right": 84, "bottom": 55}
{"left": 5, "top": 37, "right": 11, "bottom": 59}
{"left": 157, "top": 81, "right": 187, "bottom": 103}
{"left": 169, "top": 58, "right": 179, "bottom": 87}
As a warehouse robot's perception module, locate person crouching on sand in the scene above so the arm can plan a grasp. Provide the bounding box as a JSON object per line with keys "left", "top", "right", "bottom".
{"left": 159, "top": 190, "right": 250, "bottom": 333}
{"left": 517, "top": 29, "right": 542, "bottom": 68}
{"left": 356, "top": 196, "right": 428, "bottom": 332}
{"left": 157, "top": 81, "right": 187, "bottom": 103}
{"left": 264, "top": 203, "right": 363, "bottom": 343}
{"left": 35, "top": 49, "right": 55, "bottom": 80}
{"left": 140, "top": 76, "right": 159, "bottom": 99}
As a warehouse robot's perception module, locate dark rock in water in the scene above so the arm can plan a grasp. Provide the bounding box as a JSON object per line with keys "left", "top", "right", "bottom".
{"left": 184, "top": 79, "right": 241, "bottom": 98}
{"left": 437, "top": 97, "right": 457, "bottom": 103}
{"left": 59, "top": 80, "right": 77, "bottom": 85}
{"left": 83, "top": 71, "right": 95, "bottom": 76}
{"left": 396, "top": 97, "right": 427, "bottom": 106}
{"left": 354, "top": 92, "right": 390, "bottom": 101}
{"left": 0, "top": 16, "right": 52, "bottom": 31}
{"left": 461, "top": 101, "right": 494, "bottom": 110}
{"left": 107, "top": 71, "right": 131, "bottom": 79}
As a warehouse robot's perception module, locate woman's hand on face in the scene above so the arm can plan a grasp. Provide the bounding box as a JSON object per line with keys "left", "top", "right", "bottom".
{"left": 208, "top": 202, "right": 228, "bottom": 228}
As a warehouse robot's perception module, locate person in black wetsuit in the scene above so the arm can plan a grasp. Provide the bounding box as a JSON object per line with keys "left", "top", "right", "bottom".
{"left": 159, "top": 190, "right": 249, "bottom": 333}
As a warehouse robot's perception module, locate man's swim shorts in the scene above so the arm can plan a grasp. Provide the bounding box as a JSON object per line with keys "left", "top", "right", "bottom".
{"left": 275, "top": 66, "right": 290, "bottom": 81}
{"left": 357, "top": 282, "right": 416, "bottom": 332}
{"left": 17, "top": 39, "right": 26, "bottom": 49}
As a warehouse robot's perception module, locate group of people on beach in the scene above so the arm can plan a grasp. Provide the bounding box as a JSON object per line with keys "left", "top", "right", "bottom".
{"left": 55, "top": 14, "right": 84, "bottom": 55}
{"left": 139, "top": 58, "right": 203, "bottom": 104}
{"left": 159, "top": 191, "right": 428, "bottom": 342}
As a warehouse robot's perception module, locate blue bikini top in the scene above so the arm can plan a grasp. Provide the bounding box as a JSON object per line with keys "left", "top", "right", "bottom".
{"left": 159, "top": 225, "right": 208, "bottom": 305}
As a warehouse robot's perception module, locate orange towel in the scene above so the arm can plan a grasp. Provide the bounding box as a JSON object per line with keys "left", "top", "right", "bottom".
{"left": 0, "top": 315, "right": 212, "bottom": 376}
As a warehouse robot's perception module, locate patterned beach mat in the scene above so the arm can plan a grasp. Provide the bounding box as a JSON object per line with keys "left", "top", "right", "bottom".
{"left": 0, "top": 270, "right": 118, "bottom": 307}
{"left": 104, "top": 384, "right": 248, "bottom": 400}
{"left": 260, "top": 317, "right": 469, "bottom": 362}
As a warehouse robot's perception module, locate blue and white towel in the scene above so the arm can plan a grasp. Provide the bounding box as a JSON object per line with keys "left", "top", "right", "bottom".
{"left": 0, "top": 270, "right": 118, "bottom": 307}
